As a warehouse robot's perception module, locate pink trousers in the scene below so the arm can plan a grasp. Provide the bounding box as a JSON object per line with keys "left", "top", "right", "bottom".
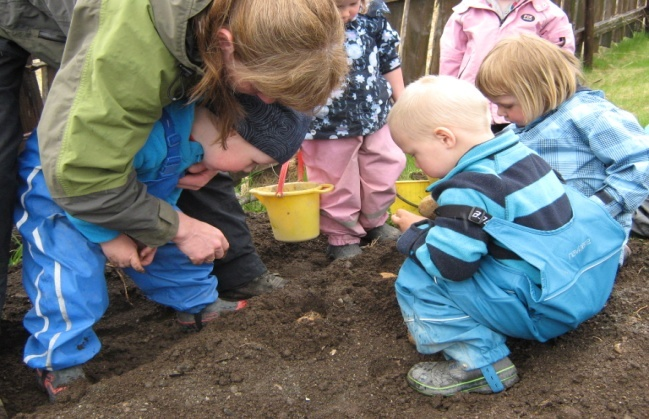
{"left": 301, "top": 125, "right": 406, "bottom": 245}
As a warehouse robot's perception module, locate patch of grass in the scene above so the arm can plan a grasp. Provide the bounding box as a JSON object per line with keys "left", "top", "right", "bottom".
{"left": 585, "top": 32, "right": 649, "bottom": 126}
{"left": 398, "top": 154, "right": 422, "bottom": 180}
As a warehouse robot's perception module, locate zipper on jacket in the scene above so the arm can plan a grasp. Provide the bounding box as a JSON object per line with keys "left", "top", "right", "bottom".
{"left": 493, "top": 1, "right": 522, "bottom": 26}
{"left": 167, "top": 63, "right": 195, "bottom": 102}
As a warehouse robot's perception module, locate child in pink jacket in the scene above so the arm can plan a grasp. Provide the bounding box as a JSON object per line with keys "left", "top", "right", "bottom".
{"left": 439, "top": 0, "right": 575, "bottom": 131}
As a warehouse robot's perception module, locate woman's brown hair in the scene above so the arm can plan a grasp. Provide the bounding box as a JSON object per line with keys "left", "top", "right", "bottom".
{"left": 192, "top": 0, "right": 348, "bottom": 141}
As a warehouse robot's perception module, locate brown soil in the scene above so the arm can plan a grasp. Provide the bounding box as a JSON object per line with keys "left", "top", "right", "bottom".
{"left": 1, "top": 212, "right": 648, "bottom": 418}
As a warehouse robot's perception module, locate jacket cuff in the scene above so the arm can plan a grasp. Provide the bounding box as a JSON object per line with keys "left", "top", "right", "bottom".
{"left": 396, "top": 219, "right": 434, "bottom": 255}
{"left": 129, "top": 201, "right": 179, "bottom": 246}
{"left": 66, "top": 213, "right": 120, "bottom": 244}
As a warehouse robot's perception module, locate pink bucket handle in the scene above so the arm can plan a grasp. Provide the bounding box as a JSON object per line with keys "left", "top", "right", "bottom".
{"left": 276, "top": 161, "right": 289, "bottom": 197}
{"left": 275, "top": 149, "right": 306, "bottom": 197}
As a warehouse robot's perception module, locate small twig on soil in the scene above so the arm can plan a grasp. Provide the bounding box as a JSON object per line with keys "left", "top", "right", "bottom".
{"left": 108, "top": 264, "right": 134, "bottom": 306}
{"left": 237, "top": 342, "right": 264, "bottom": 349}
{"left": 363, "top": 238, "right": 380, "bottom": 248}
{"left": 633, "top": 305, "right": 647, "bottom": 318}
{"left": 593, "top": 336, "right": 603, "bottom": 342}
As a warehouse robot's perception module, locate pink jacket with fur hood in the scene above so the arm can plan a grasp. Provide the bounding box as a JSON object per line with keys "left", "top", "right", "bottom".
{"left": 439, "top": 0, "right": 575, "bottom": 124}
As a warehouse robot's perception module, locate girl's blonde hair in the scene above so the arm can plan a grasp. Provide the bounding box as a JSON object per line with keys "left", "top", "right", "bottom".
{"left": 475, "top": 35, "right": 584, "bottom": 123}
{"left": 388, "top": 75, "right": 491, "bottom": 142}
{"left": 192, "top": 0, "right": 347, "bottom": 140}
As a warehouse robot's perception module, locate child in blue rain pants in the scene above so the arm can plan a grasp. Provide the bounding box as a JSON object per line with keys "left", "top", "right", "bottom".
{"left": 387, "top": 75, "right": 625, "bottom": 397}
{"left": 15, "top": 94, "right": 309, "bottom": 401}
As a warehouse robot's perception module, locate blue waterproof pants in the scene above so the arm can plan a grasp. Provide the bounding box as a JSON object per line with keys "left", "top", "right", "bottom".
{"left": 15, "top": 132, "right": 217, "bottom": 371}
{"left": 396, "top": 187, "right": 624, "bottom": 370}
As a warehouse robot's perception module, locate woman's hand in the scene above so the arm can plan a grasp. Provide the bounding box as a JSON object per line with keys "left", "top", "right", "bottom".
{"left": 391, "top": 209, "right": 426, "bottom": 233}
{"left": 100, "top": 234, "right": 156, "bottom": 273}
{"left": 173, "top": 212, "right": 229, "bottom": 264}
{"left": 177, "top": 162, "right": 219, "bottom": 190}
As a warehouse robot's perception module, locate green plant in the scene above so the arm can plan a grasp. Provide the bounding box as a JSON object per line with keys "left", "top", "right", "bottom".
{"left": 242, "top": 199, "right": 266, "bottom": 213}
{"left": 9, "top": 232, "right": 23, "bottom": 267}
{"left": 237, "top": 169, "right": 273, "bottom": 213}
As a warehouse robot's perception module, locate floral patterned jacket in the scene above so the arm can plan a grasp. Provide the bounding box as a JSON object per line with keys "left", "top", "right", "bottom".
{"left": 306, "top": 9, "right": 401, "bottom": 139}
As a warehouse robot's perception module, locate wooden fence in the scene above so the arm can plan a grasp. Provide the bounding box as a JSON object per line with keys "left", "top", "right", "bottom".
{"left": 385, "top": 0, "right": 649, "bottom": 84}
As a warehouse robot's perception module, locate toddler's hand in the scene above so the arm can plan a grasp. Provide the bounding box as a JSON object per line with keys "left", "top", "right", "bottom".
{"left": 391, "top": 209, "right": 425, "bottom": 232}
{"left": 100, "top": 234, "right": 149, "bottom": 273}
{"left": 138, "top": 245, "right": 157, "bottom": 267}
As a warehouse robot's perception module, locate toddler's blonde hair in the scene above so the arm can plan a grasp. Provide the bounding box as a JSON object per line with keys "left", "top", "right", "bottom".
{"left": 476, "top": 35, "right": 584, "bottom": 123}
{"left": 192, "top": 0, "right": 347, "bottom": 140}
{"left": 388, "top": 75, "right": 491, "bottom": 142}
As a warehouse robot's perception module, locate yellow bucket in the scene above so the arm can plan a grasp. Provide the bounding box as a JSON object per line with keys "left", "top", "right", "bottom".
{"left": 250, "top": 182, "right": 334, "bottom": 242}
{"left": 390, "top": 179, "right": 435, "bottom": 215}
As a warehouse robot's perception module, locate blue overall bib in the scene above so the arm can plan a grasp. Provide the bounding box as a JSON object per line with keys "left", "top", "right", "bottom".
{"left": 15, "top": 109, "right": 217, "bottom": 371}
{"left": 396, "top": 186, "right": 625, "bottom": 370}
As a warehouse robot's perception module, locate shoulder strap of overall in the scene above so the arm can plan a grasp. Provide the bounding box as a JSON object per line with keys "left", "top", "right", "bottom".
{"left": 434, "top": 205, "right": 521, "bottom": 260}
{"left": 158, "top": 108, "right": 183, "bottom": 178}
{"left": 434, "top": 205, "right": 492, "bottom": 226}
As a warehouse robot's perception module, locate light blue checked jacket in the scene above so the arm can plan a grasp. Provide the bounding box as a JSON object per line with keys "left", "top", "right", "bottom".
{"left": 513, "top": 88, "right": 649, "bottom": 236}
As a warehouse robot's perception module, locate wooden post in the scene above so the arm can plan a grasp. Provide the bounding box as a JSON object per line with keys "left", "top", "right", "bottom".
{"left": 426, "top": 1, "right": 444, "bottom": 76}
{"left": 398, "top": 0, "right": 410, "bottom": 57}
{"left": 583, "top": 0, "right": 595, "bottom": 68}
{"left": 18, "top": 59, "right": 44, "bottom": 136}
{"left": 40, "top": 65, "right": 57, "bottom": 103}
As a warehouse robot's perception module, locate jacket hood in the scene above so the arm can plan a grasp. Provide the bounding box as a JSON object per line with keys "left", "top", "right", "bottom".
{"left": 149, "top": 0, "right": 212, "bottom": 74}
